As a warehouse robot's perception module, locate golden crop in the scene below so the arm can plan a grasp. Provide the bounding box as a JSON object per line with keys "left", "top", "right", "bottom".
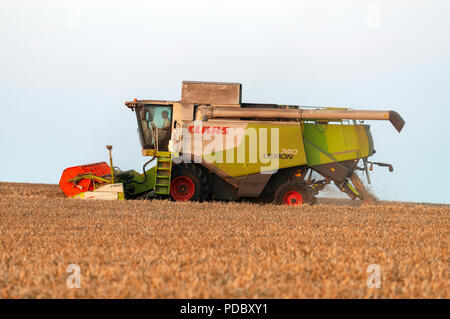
{"left": 0, "top": 182, "right": 448, "bottom": 298}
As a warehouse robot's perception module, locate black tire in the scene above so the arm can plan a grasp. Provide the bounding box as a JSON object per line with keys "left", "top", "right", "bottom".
{"left": 170, "top": 164, "right": 210, "bottom": 202}
{"left": 273, "top": 181, "right": 316, "bottom": 205}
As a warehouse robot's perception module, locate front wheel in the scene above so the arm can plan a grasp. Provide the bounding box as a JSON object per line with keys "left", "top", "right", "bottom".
{"left": 170, "top": 164, "right": 209, "bottom": 202}
{"left": 274, "top": 181, "right": 316, "bottom": 205}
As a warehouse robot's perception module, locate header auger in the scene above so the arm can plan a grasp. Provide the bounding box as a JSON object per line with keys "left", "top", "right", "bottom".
{"left": 59, "top": 81, "right": 404, "bottom": 205}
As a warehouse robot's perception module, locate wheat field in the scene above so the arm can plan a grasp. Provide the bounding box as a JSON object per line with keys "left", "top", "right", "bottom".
{"left": 0, "top": 182, "right": 448, "bottom": 298}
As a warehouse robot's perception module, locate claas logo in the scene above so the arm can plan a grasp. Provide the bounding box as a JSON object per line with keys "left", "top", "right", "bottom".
{"left": 188, "top": 126, "right": 230, "bottom": 134}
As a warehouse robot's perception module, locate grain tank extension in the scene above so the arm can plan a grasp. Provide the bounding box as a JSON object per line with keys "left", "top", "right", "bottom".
{"left": 60, "top": 81, "right": 404, "bottom": 205}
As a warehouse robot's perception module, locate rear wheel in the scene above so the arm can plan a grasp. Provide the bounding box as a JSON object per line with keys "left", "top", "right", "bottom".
{"left": 170, "top": 164, "right": 210, "bottom": 202}
{"left": 274, "top": 181, "right": 316, "bottom": 205}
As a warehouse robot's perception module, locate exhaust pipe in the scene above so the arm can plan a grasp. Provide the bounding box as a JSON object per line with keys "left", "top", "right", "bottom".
{"left": 195, "top": 106, "right": 405, "bottom": 132}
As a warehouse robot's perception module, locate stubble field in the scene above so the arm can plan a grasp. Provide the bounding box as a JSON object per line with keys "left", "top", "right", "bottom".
{"left": 0, "top": 182, "right": 448, "bottom": 298}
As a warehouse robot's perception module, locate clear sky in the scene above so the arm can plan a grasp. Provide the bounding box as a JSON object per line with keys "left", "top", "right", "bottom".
{"left": 1, "top": 0, "right": 449, "bottom": 203}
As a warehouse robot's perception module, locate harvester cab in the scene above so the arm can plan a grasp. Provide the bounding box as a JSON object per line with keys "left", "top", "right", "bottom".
{"left": 134, "top": 103, "right": 173, "bottom": 152}
{"left": 60, "top": 81, "right": 405, "bottom": 204}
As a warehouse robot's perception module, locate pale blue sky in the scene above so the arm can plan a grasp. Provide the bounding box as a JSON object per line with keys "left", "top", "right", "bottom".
{"left": 1, "top": 0, "right": 449, "bottom": 203}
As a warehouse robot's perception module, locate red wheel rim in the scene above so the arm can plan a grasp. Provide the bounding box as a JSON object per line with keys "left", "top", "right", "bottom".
{"left": 170, "top": 176, "right": 195, "bottom": 201}
{"left": 283, "top": 191, "right": 303, "bottom": 205}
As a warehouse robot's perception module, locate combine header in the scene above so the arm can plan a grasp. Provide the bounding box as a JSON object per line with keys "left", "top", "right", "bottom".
{"left": 59, "top": 81, "right": 405, "bottom": 205}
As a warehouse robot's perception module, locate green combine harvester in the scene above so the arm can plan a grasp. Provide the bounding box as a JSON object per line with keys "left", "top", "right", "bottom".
{"left": 59, "top": 81, "right": 405, "bottom": 205}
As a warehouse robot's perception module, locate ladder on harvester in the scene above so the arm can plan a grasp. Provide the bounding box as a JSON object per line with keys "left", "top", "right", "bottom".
{"left": 154, "top": 151, "right": 172, "bottom": 195}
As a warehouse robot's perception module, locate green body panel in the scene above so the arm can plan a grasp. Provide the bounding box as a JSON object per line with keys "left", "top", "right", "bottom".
{"left": 115, "top": 150, "right": 172, "bottom": 197}
{"left": 115, "top": 166, "right": 157, "bottom": 198}
{"left": 197, "top": 122, "right": 373, "bottom": 176}
{"left": 208, "top": 123, "right": 308, "bottom": 177}
{"left": 302, "top": 123, "right": 373, "bottom": 166}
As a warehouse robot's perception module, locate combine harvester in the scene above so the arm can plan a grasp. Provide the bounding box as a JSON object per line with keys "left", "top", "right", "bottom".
{"left": 59, "top": 81, "right": 405, "bottom": 205}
